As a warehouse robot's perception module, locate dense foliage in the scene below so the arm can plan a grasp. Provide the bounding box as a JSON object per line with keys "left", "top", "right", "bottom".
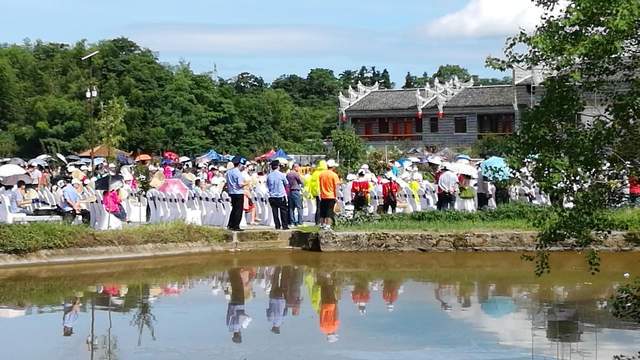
{"left": 488, "top": 0, "right": 640, "bottom": 274}
{"left": 0, "top": 38, "right": 513, "bottom": 159}
{"left": 0, "top": 38, "right": 342, "bottom": 157}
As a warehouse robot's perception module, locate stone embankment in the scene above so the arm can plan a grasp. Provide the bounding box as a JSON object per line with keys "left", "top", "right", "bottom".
{"left": 309, "top": 231, "right": 640, "bottom": 252}
{"left": 1, "top": 230, "right": 638, "bottom": 268}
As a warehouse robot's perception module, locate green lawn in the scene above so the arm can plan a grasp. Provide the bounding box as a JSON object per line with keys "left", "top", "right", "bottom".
{"left": 337, "top": 204, "right": 640, "bottom": 233}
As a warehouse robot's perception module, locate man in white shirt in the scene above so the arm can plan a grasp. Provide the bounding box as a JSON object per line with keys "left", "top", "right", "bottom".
{"left": 437, "top": 164, "right": 458, "bottom": 211}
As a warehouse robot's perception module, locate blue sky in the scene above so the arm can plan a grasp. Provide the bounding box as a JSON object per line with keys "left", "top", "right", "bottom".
{"left": 0, "top": 0, "right": 544, "bottom": 84}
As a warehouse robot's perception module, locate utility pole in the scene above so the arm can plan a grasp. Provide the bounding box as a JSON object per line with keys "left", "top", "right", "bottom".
{"left": 82, "top": 50, "right": 99, "bottom": 176}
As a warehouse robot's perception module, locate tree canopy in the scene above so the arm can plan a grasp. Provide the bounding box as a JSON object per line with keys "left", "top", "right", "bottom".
{"left": 488, "top": 0, "right": 640, "bottom": 274}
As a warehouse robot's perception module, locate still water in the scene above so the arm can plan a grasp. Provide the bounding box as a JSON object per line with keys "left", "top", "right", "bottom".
{"left": 0, "top": 252, "right": 638, "bottom": 360}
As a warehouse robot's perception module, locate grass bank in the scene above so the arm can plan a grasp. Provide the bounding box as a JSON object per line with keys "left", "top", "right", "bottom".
{"left": 0, "top": 222, "right": 228, "bottom": 255}
{"left": 337, "top": 203, "right": 640, "bottom": 233}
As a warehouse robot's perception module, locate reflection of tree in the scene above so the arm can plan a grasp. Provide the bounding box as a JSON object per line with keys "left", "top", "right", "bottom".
{"left": 130, "top": 284, "right": 157, "bottom": 346}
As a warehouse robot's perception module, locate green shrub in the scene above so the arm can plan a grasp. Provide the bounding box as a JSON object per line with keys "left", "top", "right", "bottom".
{"left": 0, "top": 223, "right": 228, "bottom": 255}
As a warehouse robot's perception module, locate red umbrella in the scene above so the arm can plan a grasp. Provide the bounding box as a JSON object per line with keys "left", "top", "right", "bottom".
{"left": 163, "top": 151, "right": 179, "bottom": 162}
{"left": 158, "top": 179, "right": 189, "bottom": 198}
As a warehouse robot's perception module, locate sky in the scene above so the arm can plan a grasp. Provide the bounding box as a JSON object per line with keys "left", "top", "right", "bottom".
{"left": 0, "top": 0, "right": 546, "bottom": 85}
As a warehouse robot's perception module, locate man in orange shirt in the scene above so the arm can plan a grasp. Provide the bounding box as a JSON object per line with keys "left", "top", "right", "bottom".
{"left": 318, "top": 159, "right": 340, "bottom": 230}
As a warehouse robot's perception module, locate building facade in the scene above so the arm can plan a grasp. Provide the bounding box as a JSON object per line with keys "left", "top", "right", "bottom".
{"left": 341, "top": 83, "right": 535, "bottom": 149}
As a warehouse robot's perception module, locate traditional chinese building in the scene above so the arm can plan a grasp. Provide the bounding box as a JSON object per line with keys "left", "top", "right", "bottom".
{"left": 339, "top": 78, "right": 536, "bottom": 149}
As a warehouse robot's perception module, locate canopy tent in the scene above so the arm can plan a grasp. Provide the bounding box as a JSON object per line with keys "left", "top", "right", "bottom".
{"left": 197, "top": 149, "right": 223, "bottom": 163}
{"left": 79, "top": 145, "right": 131, "bottom": 158}
{"left": 272, "top": 149, "right": 291, "bottom": 160}
{"left": 255, "top": 149, "right": 276, "bottom": 161}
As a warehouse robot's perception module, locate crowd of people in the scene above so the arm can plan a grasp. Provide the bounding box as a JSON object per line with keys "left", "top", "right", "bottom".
{"left": 1, "top": 150, "right": 639, "bottom": 230}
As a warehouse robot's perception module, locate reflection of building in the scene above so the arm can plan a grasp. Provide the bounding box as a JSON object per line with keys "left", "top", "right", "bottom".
{"left": 546, "top": 305, "right": 583, "bottom": 343}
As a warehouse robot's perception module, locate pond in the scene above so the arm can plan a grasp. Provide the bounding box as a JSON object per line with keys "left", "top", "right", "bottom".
{"left": 0, "top": 251, "right": 638, "bottom": 359}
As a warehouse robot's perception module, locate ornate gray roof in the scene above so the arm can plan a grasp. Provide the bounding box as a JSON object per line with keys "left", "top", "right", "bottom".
{"left": 445, "top": 85, "right": 525, "bottom": 107}
{"left": 345, "top": 85, "right": 529, "bottom": 113}
{"left": 346, "top": 89, "right": 422, "bottom": 112}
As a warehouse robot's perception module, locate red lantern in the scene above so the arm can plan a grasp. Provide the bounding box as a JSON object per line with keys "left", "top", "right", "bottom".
{"left": 416, "top": 111, "right": 423, "bottom": 119}
{"left": 340, "top": 114, "right": 348, "bottom": 123}
{"left": 437, "top": 111, "right": 445, "bottom": 119}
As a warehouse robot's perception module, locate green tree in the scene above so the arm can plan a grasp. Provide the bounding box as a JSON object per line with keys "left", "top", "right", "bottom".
{"left": 380, "top": 69, "right": 393, "bottom": 89}
{"left": 403, "top": 72, "right": 416, "bottom": 89}
{"left": 488, "top": 0, "right": 640, "bottom": 275}
{"left": 432, "top": 64, "right": 471, "bottom": 82}
{"left": 329, "top": 127, "right": 366, "bottom": 174}
{"left": 97, "top": 97, "right": 127, "bottom": 160}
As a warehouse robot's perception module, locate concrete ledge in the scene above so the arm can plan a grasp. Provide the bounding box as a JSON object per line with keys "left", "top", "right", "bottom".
{"left": 0, "top": 238, "right": 293, "bottom": 268}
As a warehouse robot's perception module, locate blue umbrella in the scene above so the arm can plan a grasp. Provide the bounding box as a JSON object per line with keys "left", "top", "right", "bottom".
{"left": 480, "top": 296, "right": 516, "bottom": 318}
{"left": 481, "top": 156, "right": 511, "bottom": 181}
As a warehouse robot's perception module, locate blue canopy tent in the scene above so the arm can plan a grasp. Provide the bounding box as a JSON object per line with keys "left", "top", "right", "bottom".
{"left": 197, "top": 149, "right": 222, "bottom": 163}
{"left": 269, "top": 149, "right": 292, "bottom": 160}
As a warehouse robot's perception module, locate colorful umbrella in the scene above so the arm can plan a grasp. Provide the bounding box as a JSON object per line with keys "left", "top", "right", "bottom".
{"left": 481, "top": 156, "right": 511, "bottom": 181}
{"left": 135, "top": 154, "right": 152, "bottom": 162}
{"left": 158, "top": 178, "right": 189, "bottom": 198}
{"left": 163, "top": 151, "right": 179, "bottom": 162}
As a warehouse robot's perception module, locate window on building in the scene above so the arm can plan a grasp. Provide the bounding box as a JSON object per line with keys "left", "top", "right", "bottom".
{"left": 378, "top": 118, "right": 389, "bottom": 134}
{"left": 404, "top": 120, "right": 413, "bottom": 135}
{"left": 392, "top": 121, "right": 400, "bottom": 135}
{"left": 454, "top": 116, "right": 467, "bottom": 133}
{"left": 477, "top": 113, "right": 514, "bottom": 134}
{"left": 364, "top": 123, "right": 373, "bottom": 136}
{"left": 430, "top": 117, "right": 438, "bottom": 133}
{"left": 415, "top": 118, "right": 423, "bottom": 133}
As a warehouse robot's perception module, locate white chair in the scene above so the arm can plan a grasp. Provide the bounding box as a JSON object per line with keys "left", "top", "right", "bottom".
{"left": 0, "top": 195, "right": 27, "bottom": 224}
{"left": 88, "top": 200, "right": 123, "bottom": 230}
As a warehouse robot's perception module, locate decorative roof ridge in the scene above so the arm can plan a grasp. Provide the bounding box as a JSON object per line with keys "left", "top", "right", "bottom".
{"left": 339, "top": 81, "right": 379, "bottom": 119}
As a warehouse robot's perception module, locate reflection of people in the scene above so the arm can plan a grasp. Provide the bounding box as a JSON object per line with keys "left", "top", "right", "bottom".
{"left": 284, "top": 266, "right": 303, "bottom": 316}
{"left": 318, "top": 273, "right": 340, "bottom": 343}
{"left": 382, "top": 279, "right": 400, "bottom": 312}
{"left": 351, "top": 279, "right": 370, "bottom": 315}
{"left": 63, "top": 297, "right": 81, "bottom": 336}
{"left": 226, "top": 268, "right": 252, "bottom": 343}
{"left": 266, "top": 267, "right": 287, "bottom": 334}
{"left": 435, "top": 284, "right": 452, "bottom": 311}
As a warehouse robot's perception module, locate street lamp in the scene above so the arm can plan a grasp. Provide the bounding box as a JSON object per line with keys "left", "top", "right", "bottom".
{"left": 82, "top": 51, "right": 99, "bottom": 175}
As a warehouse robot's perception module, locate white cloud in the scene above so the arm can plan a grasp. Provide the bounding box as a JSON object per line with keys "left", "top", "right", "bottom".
{"left": 423, "top": 0, "right": 544, "bottom": 39}
{"left": 130, "top": 25, "right": 361, "bottom": 57}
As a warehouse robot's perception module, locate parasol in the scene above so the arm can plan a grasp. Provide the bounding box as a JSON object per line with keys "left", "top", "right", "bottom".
{"left": 135, "top": 154, "right": 152, "bottom": 162}
{"left": 0, "top": 164, "right": 27, "bottom": 177}
{"left": 158, "top": 178, "right": 189, "bottom": 198}
{"left": 0, "top": 174, "right": 32, "bottom": 186}
{"left": 95, "top": 175, "right": 124, "bottom": 191}
{"left": 481, "top": 156, "right": 511, "bottom": 181}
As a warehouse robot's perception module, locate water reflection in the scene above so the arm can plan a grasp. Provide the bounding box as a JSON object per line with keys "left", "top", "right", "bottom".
{"left": 0, "top": 252, "right": 638, "bottom": 359}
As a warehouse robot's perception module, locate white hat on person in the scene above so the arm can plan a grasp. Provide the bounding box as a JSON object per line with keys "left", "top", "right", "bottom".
{"left": 327, "top": 159, "right": 339, "bottom": 168}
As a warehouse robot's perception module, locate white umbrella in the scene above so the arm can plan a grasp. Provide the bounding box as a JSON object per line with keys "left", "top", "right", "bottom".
{"left": 36, "top": 154, "right": 52, "bottom": 160}
{"left": 56, "top": 153, "right": 67, "bottom": 164}
{"left": 28, "top": 158, "right": 48, "bottom": 167}
{"left": 179, "top": 156, "right": 191, "bottom": 163}
{"left": 451, "top": 163, "right": 478, "bottom": 178}
{"left": 0, "top": 164, "right": 27, "bottom": 177}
